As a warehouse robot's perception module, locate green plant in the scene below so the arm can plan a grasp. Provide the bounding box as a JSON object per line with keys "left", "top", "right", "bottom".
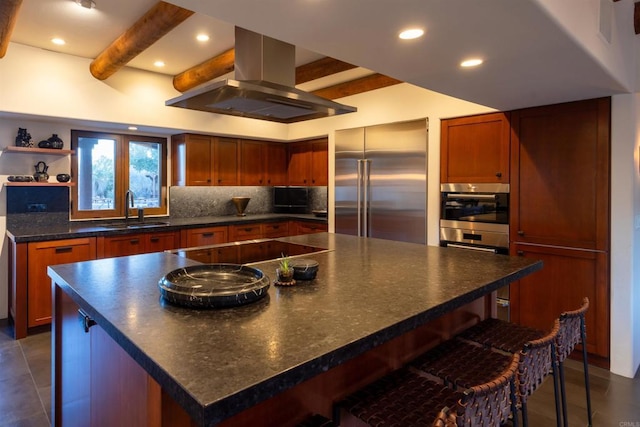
{"left": 279, "top": 254, "right": 291, "bottom": 274}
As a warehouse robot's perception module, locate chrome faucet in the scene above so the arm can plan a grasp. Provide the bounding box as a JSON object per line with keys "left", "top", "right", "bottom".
{"left": 125, "top": 189, "right": 135, "bottom": 221}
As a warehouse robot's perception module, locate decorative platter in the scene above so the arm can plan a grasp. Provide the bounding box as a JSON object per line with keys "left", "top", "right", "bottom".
{"left": 158, "top": 264, "right": 270, "bottom": 308}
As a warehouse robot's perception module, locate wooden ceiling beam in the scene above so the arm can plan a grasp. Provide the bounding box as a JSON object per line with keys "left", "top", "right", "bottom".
{"left": 295, "top": 57, "right": 357, "bottom": 84}
{"left": 90, "top": 1, "right": 194, "bottom": 80}
{"left": 0, "top": 0, "right": 22, "bottom": 58}
{"left": 173, "top": 48, "right": 235, "bottom": 92}
{"left": 635, "top": 1, "right": 640, "bottom": 35}
{"left": 311, "top": 73, "right": 402, "bottom": 100}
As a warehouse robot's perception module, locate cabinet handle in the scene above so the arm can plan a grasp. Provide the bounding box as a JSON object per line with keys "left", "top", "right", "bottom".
{"left": 517, "top": 230, "right": 524, "bottom": 236}
{"left": 130, "top": 238, "right": 140, "bottom": 244}
{"left": 207, "top": 179, "right": 211, "bottom": 183}
{"left": 272, "top": 225, "right": 280, "bottom": 229}
{"left": 218, "top": 179, "right": 222, "bottom": 183}
{"left": 78, "top": 309, "right": 96, "bottom": 333}
{"left": 150, "top": 237, "right": 159, "bottom": 242}
{"left": 202, "top": 232, "right": 214, "bottom": 237}
{"left": 517, "top": 250, "right": 524, "bottom": 256}
{"left": 496, "top": 172, "right": 502, "bottom": 178}
{"left": 244, "top": 228, "right": 253, "bottom": 232}
{"left": 55, "top": 246, "right": 73, "bottom": 254}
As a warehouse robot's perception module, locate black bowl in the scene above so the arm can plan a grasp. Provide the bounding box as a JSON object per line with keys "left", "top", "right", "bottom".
{"left": 290, "top": 259, "right": 319, "bottom": 281}
{"left": 56, "top": 174, "right": 71, "bottom": 182}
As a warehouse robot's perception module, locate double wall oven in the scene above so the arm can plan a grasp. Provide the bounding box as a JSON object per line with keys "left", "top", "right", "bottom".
{"left": 440, "top": 183, "right": 511, "bottom": 320}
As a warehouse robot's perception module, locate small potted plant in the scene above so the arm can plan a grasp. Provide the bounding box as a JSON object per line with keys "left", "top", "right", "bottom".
{"left": 276, "top": 254, "right": 295, "bottom": 284}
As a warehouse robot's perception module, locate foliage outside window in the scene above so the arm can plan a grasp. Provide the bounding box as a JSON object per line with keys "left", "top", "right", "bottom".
{"left": 71, "top": 130, "right": 167, "bottom": 219}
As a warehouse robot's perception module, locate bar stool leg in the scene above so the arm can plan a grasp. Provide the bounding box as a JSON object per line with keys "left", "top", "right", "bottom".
{"left": 580, "top": 321, "right": 593, "bottom": 427}
{"left": 510, "top": 378, "right": 519, "bottom": 427}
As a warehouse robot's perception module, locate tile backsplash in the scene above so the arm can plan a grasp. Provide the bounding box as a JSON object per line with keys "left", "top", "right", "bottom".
{"left": 169, "top": 186, "right": 327, "bottom": 218}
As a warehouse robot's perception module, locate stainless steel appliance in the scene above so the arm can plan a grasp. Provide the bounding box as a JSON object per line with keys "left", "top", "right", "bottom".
{"left": 335, "top": 119, "right": 427, "bottom": 244}
{"left": 439, "top": 182, "right": 510, "bottom": 320}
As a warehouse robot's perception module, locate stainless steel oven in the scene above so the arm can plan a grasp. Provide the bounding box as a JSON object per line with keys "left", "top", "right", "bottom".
{"left": 440, "top": 183, "right": 511, "bottom": 320}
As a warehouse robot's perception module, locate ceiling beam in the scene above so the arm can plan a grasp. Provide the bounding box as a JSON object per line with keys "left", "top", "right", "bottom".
{"left": 295, "top": 57, "right": 358, "bottom": 84}
{"left": 90, "top": 1, "right": 194, "bottom": 80}
{"left": 311, "top": 73, "right": 402, "bottom": 99}
{"left": 173, "top": 48, "right": 235, "bottom": 92}
{"left": 635, "top": 2, "right": 640, "bottom": 35}
{"left": 0, "top": 0, "right": 22, "bottom": 59}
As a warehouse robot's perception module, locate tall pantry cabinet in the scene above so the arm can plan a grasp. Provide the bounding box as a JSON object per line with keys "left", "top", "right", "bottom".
{"left": 510, "top": 98, "right": 610, "bottom": 361}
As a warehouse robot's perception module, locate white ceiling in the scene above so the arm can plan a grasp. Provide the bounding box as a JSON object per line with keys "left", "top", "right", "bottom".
{"left": 7, "top": 0, "right": 637, "bottom": 111}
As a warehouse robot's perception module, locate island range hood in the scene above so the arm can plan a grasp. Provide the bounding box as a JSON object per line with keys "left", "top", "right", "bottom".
{"left": 166, "top": 27, "right": 357, "bottom": 123}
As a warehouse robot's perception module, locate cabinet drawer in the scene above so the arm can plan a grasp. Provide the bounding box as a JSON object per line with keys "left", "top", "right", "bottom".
{"left": 229, "top": 224, "right": 263, "bottom": 241}
{"left": 100, "top": 234, "right": 145, "bottom": 258}
{"left": 293, "top": 221, "right": 328, "bottom": 235}
{"left": 145, "top": 231, "right": 180, "bottom": 253}
{"left": 263, "top": 222, "right": 289, "bottom": 238}
{"left": 183, "top": 226, "right": 228, "bottom": 247}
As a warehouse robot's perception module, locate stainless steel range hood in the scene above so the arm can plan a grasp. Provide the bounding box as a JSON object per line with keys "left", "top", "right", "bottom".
{"left": 166, "top": 27, "right": 357, "bottom": 123}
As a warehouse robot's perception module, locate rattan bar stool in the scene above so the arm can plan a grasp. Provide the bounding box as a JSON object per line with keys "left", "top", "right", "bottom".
{"left": 409, "top": 321, "right": 561, "bottom": 427}
{"left": 457, "top": 297, "right": 591, "bottom": 427}
{"left": 333, "top": 353, "right": 520, "bottom": 427}
{"left": 556, "top": 298, "right": 592, "bottom": 427}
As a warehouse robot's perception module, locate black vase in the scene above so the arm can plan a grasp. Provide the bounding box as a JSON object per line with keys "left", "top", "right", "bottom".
{"left": 47, "top": 134, "right": 64, "bottom": 149}
{"left": 15, "top": 128, "right": 33, "bottom": 147}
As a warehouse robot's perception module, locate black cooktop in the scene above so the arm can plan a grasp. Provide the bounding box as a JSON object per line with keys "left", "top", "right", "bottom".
{"left": 170, "top": 239, "right": 327, "bottom": 265}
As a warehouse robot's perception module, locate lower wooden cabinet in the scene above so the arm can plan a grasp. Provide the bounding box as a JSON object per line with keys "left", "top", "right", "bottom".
{"left": 97, "top": 231, "right": 181, "bottom": 258}
{"left": 510, "top": 243, "right": 609, "bottom": 359}
{"left": 229, "top": 223, "right": 263, "bottom": 241}
{"left": 290, "top": 220, "right": 328, "bottom": 236}
{"left": 26, "top": 238, "right": 97, "bottom": 328}
{"left": 181, "top": 226, "right": 229, "bottom": 247}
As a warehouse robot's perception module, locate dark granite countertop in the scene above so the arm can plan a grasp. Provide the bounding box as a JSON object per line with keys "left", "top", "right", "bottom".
{"left": 6, "top": 213, "right": 326, "bottom": 243}
{"left": 48, "top": 233, "right": 542, "bottom": 426}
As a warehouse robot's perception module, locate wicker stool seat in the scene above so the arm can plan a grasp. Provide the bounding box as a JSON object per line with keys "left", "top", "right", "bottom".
{"left": 409, "top": 320, "right": 561, "bottom": 427}
{"left": 334, "top": 353, "right": 520, "bottom": 427}
{"left": 457, "top": 317, "right": 546, "bottom": 354}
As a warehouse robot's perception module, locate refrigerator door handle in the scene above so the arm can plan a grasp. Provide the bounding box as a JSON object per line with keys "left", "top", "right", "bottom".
{"left": 363, "top": 159, "right": 371, "bottom": 238}
{"left": 357, "top": 159, "right": 363, "bottom": 237}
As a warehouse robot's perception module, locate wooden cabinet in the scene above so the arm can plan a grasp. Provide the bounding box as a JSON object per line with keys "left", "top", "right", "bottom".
{"left": 97, "top": 231, "right": 180, "bottom": 258}
{"left": 440, "top": 112, "right": 510, "bottom": 183}
{"left": 290, "top": 220, "right": 328, "bottom": 236}
{"left": 239, "top": 140, "right": 288, "bottom": 186}
{"left": 181, "top": 226, "right": 228, "bottom": 247}
{"left": 26, "top": 238, "right": 97, "bottom": 328}
{"left": 510, "top": 98, "right": 610, "bottom": 359}
{"left": 171, "top": 133, "right": 238, "bottom": 186}
{"left": 229, "top": 221, "right": 290, "bottom": 242}
{"left": 288, "top": 138, "right": 328, "bottom": 186}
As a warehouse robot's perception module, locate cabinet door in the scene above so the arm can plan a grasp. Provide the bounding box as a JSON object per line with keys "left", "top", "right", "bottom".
{"left": 510, "top": 99, "right": 610, "bottom": 249}
{"left": 28, "top": 238, "right": 97, "bottom": 327}
{"left": 239, "top": 140, "right": 265, "bottom": 185}
{"left": 183, "top": 226, "right": 228, "bottom": 247}
{"left": 440, "top": 112, "right": 510, "bottom": 183}
{"left": 310, "top": 139, "right": 328, "bottom": 186}
{"left": 291, "top": 221, "right": 328, "bottom": 236}
{"left": 145, "top": 231, "right": 180, "bottom": 253}
{"left": 229, "top": 224, "right": 263, "bottom": 242}
{"left": 263, "top": 221, "right": 289, "bottom": 238}
{"left": 174, "top": 134, "right": 213, "bottom": 186}
{"left": 99, "top": 234, "right": 145, "bottom": 258}
{"left": 288, "top": 142, "right": 311, "bottom": 185}
{"left": 266, "top": 142, "right": 288, "bottom": 186}
{"left": 213, "top": 137, "right": 238, "bottom": 185}
{"left": 510, "top": 243, "right": 609, "bottom": 358}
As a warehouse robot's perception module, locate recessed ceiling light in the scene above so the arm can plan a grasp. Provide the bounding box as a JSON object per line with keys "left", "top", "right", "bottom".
{"left": 128, "top": 126, "right": 138, "bottom": 131}
{"left": 75, "top": 0, "right": 96, "bottom": 9}
{"left": 51, "top": 38, "right": 66, "bottom": 46}
{"left": 154, "top": 61, "right": 165, "bottom": 68}
{"left": 460, "top": 58, "right": 483, "bottom": 68}
{"left": 399, "top": 28, "right": 424, "bottom": 40}
{"left": 196, "top": 34, "right": 210, "bottom": 42}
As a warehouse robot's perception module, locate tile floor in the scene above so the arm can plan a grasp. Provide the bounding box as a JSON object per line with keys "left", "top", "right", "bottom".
{"left": 0, "top": 321, "right": 639, "bottom": 426}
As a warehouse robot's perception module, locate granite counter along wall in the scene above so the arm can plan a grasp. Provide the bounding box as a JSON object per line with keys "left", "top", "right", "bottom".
{"left": 169, "top": 186, "right": 327, "bottom": 218}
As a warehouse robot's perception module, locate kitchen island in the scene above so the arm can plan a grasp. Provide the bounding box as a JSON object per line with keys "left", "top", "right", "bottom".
{"left": 49, "top": 233, "right": 542, "bottom": 427}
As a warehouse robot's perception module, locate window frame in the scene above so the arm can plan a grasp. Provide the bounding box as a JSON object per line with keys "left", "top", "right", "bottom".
{"left": 70, "top": 130, "right": 168, "bottom": 220}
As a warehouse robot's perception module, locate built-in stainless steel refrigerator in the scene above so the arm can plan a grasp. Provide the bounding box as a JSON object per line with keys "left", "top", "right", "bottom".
{"left": 335, "top": 119, "right": 427, "bottom": 244}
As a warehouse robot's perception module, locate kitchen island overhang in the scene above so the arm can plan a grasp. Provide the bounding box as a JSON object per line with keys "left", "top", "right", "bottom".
{"left": 49, "top": 232, "right": 542, "bottom": 426}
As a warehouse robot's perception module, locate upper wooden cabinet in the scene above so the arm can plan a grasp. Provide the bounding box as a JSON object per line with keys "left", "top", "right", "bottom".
{"left": 238, "top": 140, "right": 287, "bottom": 186}
{"left": 440, "top": 112, "right": 510, "bottom": 183}
{"left": 288, "top": 138, "right": 328, "bottom": 186}
{"left": 171, "top": 134, "right": 238, "bottom": 186}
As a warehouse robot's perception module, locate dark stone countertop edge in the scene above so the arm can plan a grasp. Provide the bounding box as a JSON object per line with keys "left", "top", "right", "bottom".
{"left": 50, "top": 252, "right": 543, "bottom": 426}
{"left": 6, "top": 213, "right": 327, "bottom": 243}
